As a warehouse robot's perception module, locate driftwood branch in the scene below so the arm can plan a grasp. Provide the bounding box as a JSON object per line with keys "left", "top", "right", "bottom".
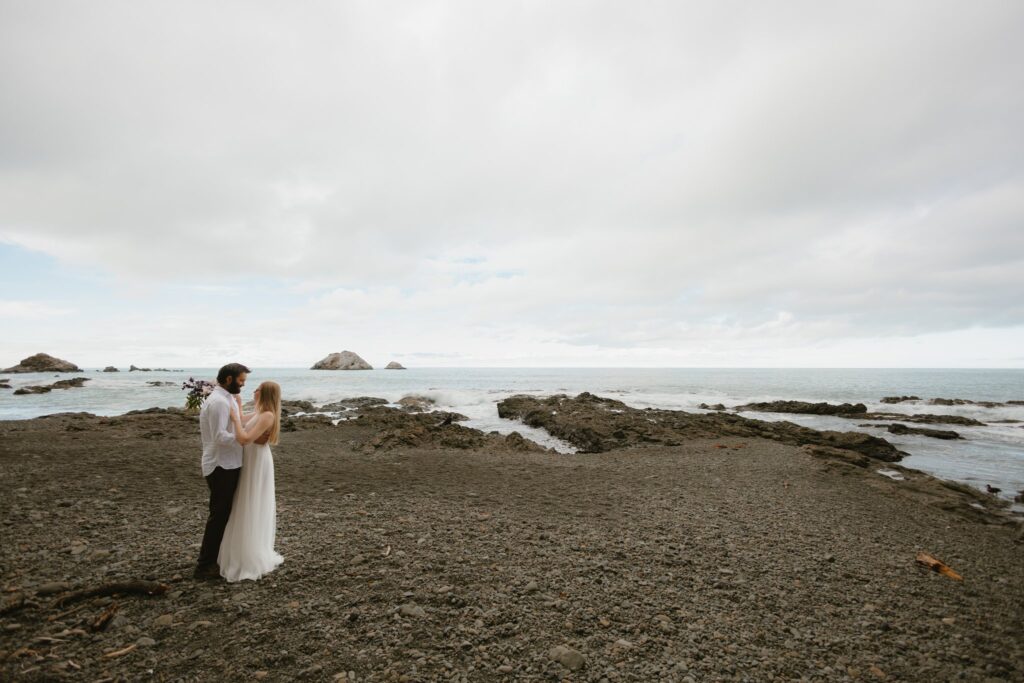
{"left": 915, "top": 552, "right": 963, "bottom": 581}
{"left": 52, "top": 581, "right": 169, "bottom": 608}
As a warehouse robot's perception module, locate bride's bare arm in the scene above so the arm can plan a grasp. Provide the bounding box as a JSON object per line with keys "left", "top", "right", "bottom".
{"left": 229, "top": 410, "right": 274, "bottom": 445}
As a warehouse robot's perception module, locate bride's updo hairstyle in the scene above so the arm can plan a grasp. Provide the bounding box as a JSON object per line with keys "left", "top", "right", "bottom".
{"left": 256, "top": 381, "right": 282, "bottom": 445}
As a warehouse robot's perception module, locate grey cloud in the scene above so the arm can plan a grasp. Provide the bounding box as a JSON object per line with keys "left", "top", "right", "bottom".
{"left": 2, "top": 0, "right": 1023, "bottom": 351}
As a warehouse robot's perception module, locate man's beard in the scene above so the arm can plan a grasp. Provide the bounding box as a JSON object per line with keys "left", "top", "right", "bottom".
{"left": 225, "top": 381, "right": 242, "bottom": 395}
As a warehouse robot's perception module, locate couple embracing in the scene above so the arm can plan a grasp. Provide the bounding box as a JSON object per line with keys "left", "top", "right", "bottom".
{"left": 193, "top": 363, "right": 284, "bottom": 582}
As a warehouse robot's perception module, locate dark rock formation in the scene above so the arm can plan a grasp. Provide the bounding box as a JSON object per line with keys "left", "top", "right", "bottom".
{"left": 497, "top": 393, "right": 906, "bottom": 461}
{"left": 385, "top": 361, "right": 406, "bottom": 369}
{"left": 2, "top": 353, "right": 81, "bottom": 373}
{"left": 102, "top": 366, "right": 119, "bottom": 372}
{"left": 311, "top": 351, "right": 372, "bottom": 370}
{"left": 14, "top": 385, "right": 51, "bottom": 395}
{"left": 698, "top": 403, "right": 727, "bottom": 411}
{"left": 881, "top": 396, "right": 920, "bottom": 404}
{"left": 929, "top": 397, "right": 1004, "bottom": 408}
{"left": 886, "top": 423, "right": 962, "bottom": 440}
{"left": 398, "top": 395, "right": 435, "bottom": 412}
{"left": 146, "top": 381, "right": 175, "bottom": 387}
{"left": 856, "top": 412, "right": 984, "bottom": 426}
{"left": 14, "top": 377, "right": 90, "bottom": 395}
{"left": 734, "top": 400, "right": 868, "bottom": 415}
{"left": 129, "top": 365, "right": 151, "bottom": 372}
{"left": 319, "top": 397, "right": 388, "bottom": 412}
{"left": 355, "top": 406, "right": 536, "bottom": 453}
{"left": 279, "top": 399, "right": 317, "bottom": 416}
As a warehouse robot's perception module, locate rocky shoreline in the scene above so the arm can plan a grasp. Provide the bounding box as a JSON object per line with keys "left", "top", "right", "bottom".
{"left": 1, "top": 397, "right": 1022, "bottom": 681}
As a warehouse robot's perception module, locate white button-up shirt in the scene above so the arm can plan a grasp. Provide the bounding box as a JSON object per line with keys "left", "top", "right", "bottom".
{"left": 200, "top": 385, "right": 243, "bottom": 476}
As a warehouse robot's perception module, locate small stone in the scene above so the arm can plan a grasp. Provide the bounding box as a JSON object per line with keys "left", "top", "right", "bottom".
{"left": 869, "top": 665, "right": 887, "bottom": 679}
{"left": 613, "top": 639, "right": 633, "bottom": 650}
{"left": 3, "top": 623, "right": 21, "bottom": 632}
{"left": 35, "top": 581, "right": 70, "bottom": 596}
{"left": 523, "top": 580, "right": 539, "bottom": 593}
{"left": 497, "top": 664, "right": 513, "bottom": 673}
{"left": 254, "top": 672, "right": 269, "bottom": 680}
{"left": 548, "top": 645, "right": 585, "bottom": 671}
{"left": 398, "top": 604, "right": 426, "bottom": 618}
{"left": 136, "top": 637, "right": 156, "bottom": 647}
{"left": 941, "top": 617, "right": 956, "bottom": 625}
{"left": 153, "top": 614, "right": 174, "bottom": 627}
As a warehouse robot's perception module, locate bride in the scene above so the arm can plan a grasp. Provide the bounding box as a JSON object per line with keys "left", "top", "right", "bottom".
{"left": 219, "top": 381, "right": 284, "bottom": 582}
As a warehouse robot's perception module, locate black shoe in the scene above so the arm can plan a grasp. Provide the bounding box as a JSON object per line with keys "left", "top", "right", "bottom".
{"left": 193, "top": 564, "right": 221, "bottom": 580}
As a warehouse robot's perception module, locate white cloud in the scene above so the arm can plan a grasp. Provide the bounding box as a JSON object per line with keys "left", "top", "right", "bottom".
{"left": 1, "top": 1, "right": 1022, "bottom": 365}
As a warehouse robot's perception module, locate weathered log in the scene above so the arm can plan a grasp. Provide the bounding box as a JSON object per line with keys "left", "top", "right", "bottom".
{"left": 915, "top": 552, "right": 963, "bottom": 581}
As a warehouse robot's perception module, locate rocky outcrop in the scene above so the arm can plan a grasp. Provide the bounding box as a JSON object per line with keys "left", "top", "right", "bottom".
{"left": 886, "top": 423, "right": 962, "bottom": 440}
{"left": 881, "top": 396, "right": 920, "bottom": 404}
{"left": 698, "top": 403, "right": 727, "bottom": 411}
{"left": 354, "top": 406, "right": 537, "bottom": 453}
{"left": 102, "top": 366, "right": 119, "bottom": 372}
{"left": 734, "top": 400, "right": 868, "bottom": 415}
{"left": 0, "top": 379, "right": 10, "bottom": 390}
{"left": 2, "top": 353, "right": 81, "bottom": 373}
{"left": 146, "top": 381, "right": 175, "bottom": 387}
{"left": 497, "top": 393, "right": 906, "bottom": 461}
{"left": 13, "top": 377, "right": 90, "bottom": 395}
{"left": 311, "top": 351, "right": 372, "bottom": 370}
{"left": 928, "top": 397, "right": 1005, "bottom": 408}
{"left": 129, "top": 365, "right": 151, "bottom": 372}
{"left": 385, "top": 361, "right": 406, "bottom": 369}
{"left": 855, "top": 412, "right": 984, "bottom": 426}
{"left": 398, "top": 395, "right": 435, "bottom": 412}
{"left": 319, "top": 397, "right": 388, "bottom": 412}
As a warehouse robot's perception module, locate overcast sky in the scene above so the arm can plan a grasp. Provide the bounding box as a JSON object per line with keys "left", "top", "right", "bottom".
{"left": 2, "top": 1, "right": 1023, "bottom": 368}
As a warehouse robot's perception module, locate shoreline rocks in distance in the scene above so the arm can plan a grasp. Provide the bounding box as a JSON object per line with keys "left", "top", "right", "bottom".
{"left": 2, "top": 353, "right": 81, "bottom": 373}
{"left": 102, "top": 366, "right": 119, "bottom": 372}
{"left": 881, "top": 395, "right": 921, "bottom": 404}
{"left": 311, "top": 351, "right": 372, "bottom": 370}
{"left": 385, "top": 361, "right": 406, "bottom": 369}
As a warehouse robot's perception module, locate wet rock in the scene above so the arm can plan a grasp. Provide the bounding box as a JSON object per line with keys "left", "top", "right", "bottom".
{"left": 855, "top": 412, "right": 984, "bottom": 426}
{"left": 397, "top": 395, "right": 435, "bottom": 412}
{"left": 734, "top": 400, "right": 868, "bottom": 415}
{"left": 14, "top": 385, "right": 51, "bottom": 395}
{"left": 928, "top": 397, "right": 1004, "bottom": 408}
{"left": 881, "top": 396, "right": 921, "bottom": 404}
{"left": 698, "top": 403, "right": 727, "bottom": 411}
{"left": 887, "top": 423, "right": 962, "bottom": 440}
{"left": 146, "top": 381, "right": 175, "bottom": 387}
{"left": 311, "top": 351, "right": 372, "bottom": 370}
{"left": 3, "top": 352, "right": 82, "bottom": 373}
{"left": 496, "top": 393, "right": 906, "bottom": 461}
{"left": 280, "top": 399, "right": 317, "bottom": 416}
{"left": 319, "top": 397, "right": 388, "bottom": 412}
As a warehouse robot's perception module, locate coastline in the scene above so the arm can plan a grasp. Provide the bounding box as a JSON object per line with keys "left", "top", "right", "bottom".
{"left": 1, "top": 404, "right": 1022, "bottom": 680}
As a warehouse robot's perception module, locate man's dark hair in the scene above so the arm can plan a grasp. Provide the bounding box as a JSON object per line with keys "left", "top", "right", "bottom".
{"left": 217, "top": 363, "right": 251, "bottom": 386}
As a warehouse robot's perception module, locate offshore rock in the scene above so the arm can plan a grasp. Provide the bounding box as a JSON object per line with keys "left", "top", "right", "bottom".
{"left": 734, "top": 400, "right": 867, "bottom": 415}
{"left": 2, "top": 353, "right": 81, "bottom": 373}
{"left": 320, "top": 397, "right": 388, "bottom": 412}
{"left": 14, "top": 377, "right": 90, "bottom": 395}
{"left": 887, "top": 423, "right": 962, "bottom": 440}
{"left": 102, "top": 366, "right": 119, "bottom": 372}
{"left": 385, "top": 361, "right": 406, "bottom": 369}
{"left": 855, "top": 412, "right": 984, "bottom": 426}
{"left": 497, "top": 393, "right": 906, "bottom": 461}
{"left": 311, "top": 351, "right": 372, "bottom": 370}
{"left": 881, "top": 396, "right": 920, "bottom": 404}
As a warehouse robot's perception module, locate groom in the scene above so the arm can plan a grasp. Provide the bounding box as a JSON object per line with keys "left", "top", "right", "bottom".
{"left": 194, "top": 362, "right": 250, "bottom": 580}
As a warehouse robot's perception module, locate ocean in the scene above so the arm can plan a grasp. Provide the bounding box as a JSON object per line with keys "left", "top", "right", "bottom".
{"left": 3, "top": 367, "right": 1022, "bottom": 506}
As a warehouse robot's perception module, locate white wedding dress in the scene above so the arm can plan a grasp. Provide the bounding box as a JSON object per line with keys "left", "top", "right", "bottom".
{"left": 218, "top": 417, "right": 283, "bottom": 582}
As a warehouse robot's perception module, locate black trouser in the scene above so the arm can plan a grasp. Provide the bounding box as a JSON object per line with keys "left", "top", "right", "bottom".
{"left": 197, "top": 466, "right": 241, "bottom": 568}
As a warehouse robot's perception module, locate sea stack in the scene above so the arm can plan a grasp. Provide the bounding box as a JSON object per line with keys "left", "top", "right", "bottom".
{"left": 2, "top": 353, "right": 82, "bottom": 373}
{"left": 385, "top": 361, "right": 406, "bottom": 370}
{"left": 311, "top": 351, "right": 373, "bottom": 370}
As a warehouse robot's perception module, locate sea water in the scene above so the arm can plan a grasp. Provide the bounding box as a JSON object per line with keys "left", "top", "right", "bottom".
{"left": 2, "top": 367, "right": 1022, "bottom": 504}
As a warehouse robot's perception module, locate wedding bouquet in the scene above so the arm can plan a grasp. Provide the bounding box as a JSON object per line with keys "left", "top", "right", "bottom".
{"left": 182, "top": 377, "right": 215, "bottom": 411}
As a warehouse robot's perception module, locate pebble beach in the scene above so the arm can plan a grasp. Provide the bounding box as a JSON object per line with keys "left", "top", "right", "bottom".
{"left": 1, "top": 399, "right": 1022, "bottom": 681}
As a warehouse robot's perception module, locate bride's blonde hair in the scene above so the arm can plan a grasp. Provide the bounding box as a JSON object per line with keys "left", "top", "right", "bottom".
{"left": 256, "top": 381, "right": 282, "bottom": 445}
